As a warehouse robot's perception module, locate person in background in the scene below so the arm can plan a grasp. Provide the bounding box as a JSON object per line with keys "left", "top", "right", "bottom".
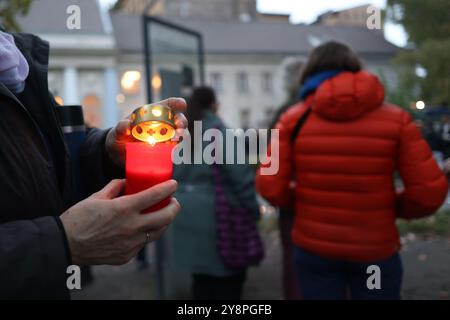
{"left": 256, "top": 41, "right": 448, "bottom": 300}
{"left": 441, "top": 104, "right": 450, "bottom": 182}
{"left": 441, "top": 115, "right": 450, "bottom": 158}
{"left": 422, "top": 121, "right": 440, "bottom": 150}
{"left": 0, "top": 29, "right": 186, "bottom": 299}
{"left": 422, "top": 120, "right": 444, "bottom": 165}
{"left": 172, "top": 87, "right": 260, "bottom": 300}
{"left": 266, "top": 57, "right": 304, "bottom": 300}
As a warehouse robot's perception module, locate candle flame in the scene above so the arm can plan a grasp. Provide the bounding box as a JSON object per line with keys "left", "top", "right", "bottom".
{"left": 147, "top": 136, "right": 156, "bottom": 146}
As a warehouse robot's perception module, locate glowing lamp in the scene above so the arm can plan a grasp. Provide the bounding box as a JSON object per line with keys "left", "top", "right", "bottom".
{"left": 416, "top": 101, "right": 425, "bottom": 110}
{"left": 125, "top": 104, "right": 177, "bottom": 213}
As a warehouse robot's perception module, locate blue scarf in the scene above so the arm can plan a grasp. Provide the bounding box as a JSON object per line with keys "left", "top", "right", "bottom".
{"left": 0, "top": 31, "right": 29, "bottom": 94}
{"left": 299, "top": 70, "right": 343, "bottom": 100}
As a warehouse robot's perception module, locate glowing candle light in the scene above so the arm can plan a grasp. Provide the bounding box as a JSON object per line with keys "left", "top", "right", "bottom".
{"left": 125, "top": 104, "right": 177, "bottom": 213}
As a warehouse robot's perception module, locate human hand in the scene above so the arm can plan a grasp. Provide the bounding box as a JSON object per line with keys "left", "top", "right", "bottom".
{"left": 60, "top": 179, "right": 180, "bottom": 266}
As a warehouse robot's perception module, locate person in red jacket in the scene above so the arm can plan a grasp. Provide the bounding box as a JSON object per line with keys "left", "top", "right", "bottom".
{"left": 256, "top": 41, "right": 448, "bottom": 300}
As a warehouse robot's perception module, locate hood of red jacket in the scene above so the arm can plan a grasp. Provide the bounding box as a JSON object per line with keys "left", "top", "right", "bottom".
{"left": 308, "top": 71, "right": 385, "bottom": 121}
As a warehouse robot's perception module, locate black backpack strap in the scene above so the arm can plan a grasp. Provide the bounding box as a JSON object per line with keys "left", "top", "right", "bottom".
{"left": 290, "top": 106, "right": 312, "bottom": 143}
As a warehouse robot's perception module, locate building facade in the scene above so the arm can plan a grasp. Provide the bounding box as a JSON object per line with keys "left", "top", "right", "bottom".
{"left": 116, "top": 0, "right": 258, "bottom": 22}
{"left": 17, "top": 0, "right": 119, "bottom": 128}
{"left": 17, "top": 0, "right": 398, "bottom": 129}
{"left": 313, "top": 4, "right": 383, "bottom": 28}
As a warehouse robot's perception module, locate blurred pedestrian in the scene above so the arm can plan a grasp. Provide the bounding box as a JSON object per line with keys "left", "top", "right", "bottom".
{"left": 172, "top": 87, "right": 261, "bottom": 300}
{"left": 423, "top": 121, "right": 442, "bottom": 151}
{"left": 441, "top": 115, "right": 450, "bottom": 158}
{"left": 256, "top": 41, "right": 448, "bottom": 300}
{"left": 267, "top": 57, "right": 305, "bottom": 300}
{"left": 422, "top": 121, "right": 444, "bottom": 166}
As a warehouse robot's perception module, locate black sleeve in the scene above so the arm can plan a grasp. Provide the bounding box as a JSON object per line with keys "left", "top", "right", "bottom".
{"left": 0, "top": 217, "right": 70, "bottom": 299}
{"left": 80, "top": 128, "right": 125, "bottom": 194}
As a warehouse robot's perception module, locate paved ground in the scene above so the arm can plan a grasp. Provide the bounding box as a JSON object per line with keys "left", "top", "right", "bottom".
{"left": 71, "top": 231, "right": 450, "bottom": 300}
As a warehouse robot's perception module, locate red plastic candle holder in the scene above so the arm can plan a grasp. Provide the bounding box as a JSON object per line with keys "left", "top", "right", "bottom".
{"left": 125, "top": 104, "right": 177, "bottom": 214}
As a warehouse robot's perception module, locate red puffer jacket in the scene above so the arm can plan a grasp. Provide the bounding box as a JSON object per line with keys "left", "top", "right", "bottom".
{"left": 256, "top": 71, "right": 448, "bottom": 262}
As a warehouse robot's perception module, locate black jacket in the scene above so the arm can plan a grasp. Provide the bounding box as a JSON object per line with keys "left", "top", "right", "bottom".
{"left": 0, "top": 33, "right": 123, "bottom": 299}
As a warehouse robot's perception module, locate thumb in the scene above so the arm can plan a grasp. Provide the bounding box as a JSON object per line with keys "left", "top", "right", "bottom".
{"left": 92, "top": 179, "right": 126, "bottom": 200}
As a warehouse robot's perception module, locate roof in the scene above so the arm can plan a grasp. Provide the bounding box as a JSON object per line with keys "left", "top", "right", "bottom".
{"left": 258, "top": 13, "right": 291, "bottom": 18}
{"left": 17, "top": 0, "right": 106, "bottom": 35}
{"left": 110, "top": 13, "right": 399, "bottom": 56}
{"left": 314, "top": 4, "right": 372, "bottom": 24}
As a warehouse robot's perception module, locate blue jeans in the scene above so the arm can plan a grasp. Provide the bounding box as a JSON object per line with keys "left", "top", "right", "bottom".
{"left": 293, "top": 246, "right": 403, "bottom": 300}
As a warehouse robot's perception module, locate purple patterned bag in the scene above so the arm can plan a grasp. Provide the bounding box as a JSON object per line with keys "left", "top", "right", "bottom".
{"left": 211, "top": 164, "right": 264, "bottom": 269}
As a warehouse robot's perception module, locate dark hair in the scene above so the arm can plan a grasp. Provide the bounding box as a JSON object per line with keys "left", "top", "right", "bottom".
{"left": 300, "top": 41, "right": 362, "bottom": 85}
{"left": 186, "top": 86, "right": 217, "bottom": 134}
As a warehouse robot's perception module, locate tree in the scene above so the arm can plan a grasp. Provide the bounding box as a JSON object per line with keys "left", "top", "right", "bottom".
{"left": 0, "top": 0, "right": 33, "bottom": 31}
{"left": 110, "top": 0, "right": 123, "bottom": 12}
{"left": 386, "top": 0, "right": 450, "bottom": 106}
{"left": 387, "top": 0, "right": 450, "bottom": 45}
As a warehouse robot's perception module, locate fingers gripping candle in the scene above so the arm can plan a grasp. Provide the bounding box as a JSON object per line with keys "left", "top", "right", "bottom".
{"left": 125, "top": 104, "right": 177, "bottom": 213}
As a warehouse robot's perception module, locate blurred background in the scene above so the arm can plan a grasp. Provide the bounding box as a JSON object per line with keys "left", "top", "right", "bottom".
{"left": 2, "top": 0, "right": 449, "bottom": 300}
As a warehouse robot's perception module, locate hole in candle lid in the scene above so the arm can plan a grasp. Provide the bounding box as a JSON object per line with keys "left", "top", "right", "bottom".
{"left": 136, "top": 125, "right": 143, "bottom": 134}
{"left": 160, "top": 128, "right": 168, "bottom": 135}
{"left": 147, "top": 128, "right": 155, "bottom": 136}
{"left": 152, "top": 107, "right": 162, "bottom": 117}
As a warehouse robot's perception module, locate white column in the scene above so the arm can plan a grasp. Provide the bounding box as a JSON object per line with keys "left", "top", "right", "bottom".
{"left": 103, "top": 67, "right": 120, "bottom": 128}
{"left": 63, "top": 67, "right": 79, "bottom": 105}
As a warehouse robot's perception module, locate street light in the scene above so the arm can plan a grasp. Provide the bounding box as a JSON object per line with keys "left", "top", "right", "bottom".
{"left": 121, "top": 71, "right": 141, "bottom": 94}
{"left": 416, "top": 101, "right": 425, "bottom": 110}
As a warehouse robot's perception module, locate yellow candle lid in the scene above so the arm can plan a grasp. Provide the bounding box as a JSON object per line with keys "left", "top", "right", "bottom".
{"left": 130, "top": 104, "right": 176, "bottom": 144}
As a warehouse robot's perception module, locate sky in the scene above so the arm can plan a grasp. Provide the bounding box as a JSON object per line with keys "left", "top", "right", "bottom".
{"left": 99, "top": 0, "right": 408, "bottom": 47}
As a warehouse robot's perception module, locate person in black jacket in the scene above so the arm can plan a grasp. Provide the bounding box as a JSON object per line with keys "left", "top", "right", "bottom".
{"left": 0, "top": 31, "right": 187, "bottom": 299}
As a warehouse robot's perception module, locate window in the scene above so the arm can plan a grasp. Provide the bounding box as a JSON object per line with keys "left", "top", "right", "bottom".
{"left": 240, "top": 108, "right": 251, "bottom": 128}
{"left": 237, "top": 72, "right": 249, "bottom": 94}
{"left": 210, "top": 72, "right": 223, "bottom": 93}
{"left": 121, "top": 70, "right": 141, "bottom": 94}
{"left": 262, "top": 72, "right": 273, "bottom": 94}
{"left": 48, "top": 70, "right": 63, "bottom": 102}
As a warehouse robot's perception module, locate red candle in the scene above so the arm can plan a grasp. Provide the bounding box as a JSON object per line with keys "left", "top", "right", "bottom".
{"left": 125, "top": 142, "right": 175, "bottom": 213}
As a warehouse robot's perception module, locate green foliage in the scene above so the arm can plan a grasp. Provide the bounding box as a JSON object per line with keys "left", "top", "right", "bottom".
{"left": 379, "top": 56, "right": 418, "bottom": 116}
{"left": 418, "top": 39, "right": 450, "bottom": 105}
{"left": 387, "top": 0, "right": 450, "bottom": 45}
{"left": 0, "top": 0, "right": 33, "bottom": 32}
{"left": 396, "top": 210, "right": 450, "bottom": 236}
{"left": 110, "top": 0, "right": 124, "bottom": 12}
{"left": 258, "top": 214, "right": 279, "bottom": 233}
{"left": 386, "top": 0, "right": 450, "bottom": 106}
